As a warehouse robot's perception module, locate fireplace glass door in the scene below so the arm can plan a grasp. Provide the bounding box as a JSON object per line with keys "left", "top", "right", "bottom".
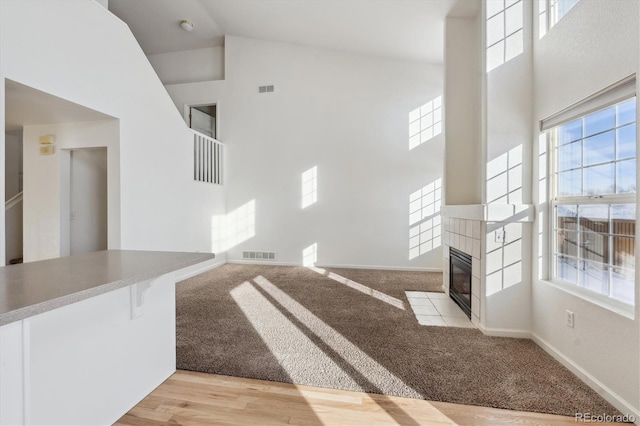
{"left": 450, "top": 248, "right": 472, "bottom": 319}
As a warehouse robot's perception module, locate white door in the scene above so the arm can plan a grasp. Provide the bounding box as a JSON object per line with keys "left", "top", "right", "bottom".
{"left": 190, "top": 108, "right": 215, "bottom": 138}
{"left": 70, "top": 148, "right": 107, "bottom": 255}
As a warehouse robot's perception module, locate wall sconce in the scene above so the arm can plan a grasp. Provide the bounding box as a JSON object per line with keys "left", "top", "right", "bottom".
{"left": 39, "top": 134, "right": 56, "bottom": 155}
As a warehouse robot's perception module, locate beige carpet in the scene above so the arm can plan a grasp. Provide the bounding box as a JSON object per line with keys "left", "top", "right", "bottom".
{"left": 176, "top": 264, "right": 619, "bottom": 417}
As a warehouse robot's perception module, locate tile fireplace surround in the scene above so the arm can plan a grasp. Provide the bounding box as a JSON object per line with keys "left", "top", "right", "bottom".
{"left": 440, "top": 204, "right": 534, "bottom": 336}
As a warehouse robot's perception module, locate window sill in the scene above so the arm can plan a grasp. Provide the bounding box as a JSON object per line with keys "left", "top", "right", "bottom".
{"left": 538, "top": 278, "right": 635, "bottom": 320}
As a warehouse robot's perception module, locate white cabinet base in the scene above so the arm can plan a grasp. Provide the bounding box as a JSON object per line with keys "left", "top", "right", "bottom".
{"left": 0, "top": 273, "right": 176, "bottom": 425}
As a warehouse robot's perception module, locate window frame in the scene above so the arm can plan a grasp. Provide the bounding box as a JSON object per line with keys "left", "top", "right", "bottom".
{"left": 539, "top": 0, "right": 581, "bottom": 37}
{"left": 547, "top": 96, "right": 637, "bottom": 312}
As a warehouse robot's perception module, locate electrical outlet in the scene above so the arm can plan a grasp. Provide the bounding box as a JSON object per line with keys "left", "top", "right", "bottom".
{"left": 566, "top": 310, "right": 574, "bottom": 328}
{"left": 495, "top": 230, "right": 505, "bottom": 243}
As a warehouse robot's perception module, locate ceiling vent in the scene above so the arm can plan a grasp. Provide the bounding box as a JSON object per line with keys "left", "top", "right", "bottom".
{"left": 258, "top": 85, "right": 275, "bottom": 94}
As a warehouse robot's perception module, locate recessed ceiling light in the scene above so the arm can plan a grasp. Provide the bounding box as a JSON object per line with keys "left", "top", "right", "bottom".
{"left": 180, "top": 20, "right": 194, "bottom": 32}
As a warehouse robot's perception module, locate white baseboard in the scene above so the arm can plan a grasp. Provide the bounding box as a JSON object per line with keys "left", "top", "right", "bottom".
{"left": 176, "top": 259, "right": 226, "bottom": 282}
{"left": 317, "top": 263, "right": 443, "bottom": 272}
{"left": 531, "top": 332, "right": 640, "bottom": 423}
{"left": 476, "top": 323, "right": 532, "bottom": 339}
{"left": 226, "top": 260, "right": 442, "bottom": 272}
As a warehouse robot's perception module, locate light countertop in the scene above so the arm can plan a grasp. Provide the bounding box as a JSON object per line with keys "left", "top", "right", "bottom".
{"left": 0, "top": 250, "right": 215, "bottom": 326}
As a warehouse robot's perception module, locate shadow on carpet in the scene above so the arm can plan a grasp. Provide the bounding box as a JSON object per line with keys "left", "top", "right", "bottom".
{"left": 176, "top": 264, "right": 619, "bottom": 418}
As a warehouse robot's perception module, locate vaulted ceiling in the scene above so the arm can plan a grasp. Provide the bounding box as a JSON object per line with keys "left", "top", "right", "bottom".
{"left": 109, "top": 0, "right": 478, "bottom": 64}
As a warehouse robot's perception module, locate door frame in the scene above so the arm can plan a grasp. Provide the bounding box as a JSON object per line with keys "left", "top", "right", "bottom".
{"left": 183, "top": 100, "right": 220, "bottom": 140}
{"left": 60, "top": 147, "right": 108, "bottom": 257}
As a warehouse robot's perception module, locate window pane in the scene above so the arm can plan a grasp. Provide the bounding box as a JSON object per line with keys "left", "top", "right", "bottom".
{"left": 616, "top": 159, "right": 636, "bottom": 194}
{"left": 558, "top": 141, "right": 581, "bottom": 171}
{"left": 616, "top": 123, "right": 636, "bottom": 160}
{"left": 557, "top": 230, "right": 578, "bottom": 257}
{"left": 616, "top": 98, "right": 636, "bottom": 126}
{"left": 578, "top": 205, "right": 609, "bottom": 263}
{"left": 583, "top": 130, "right": 614, "bottom": 166}
{"left": 558, "top": 169, "right": 581, "bottom": 196}
{"left": 581, "top": 232, "right": 607, "bottom": 263}
{"left": 556, "top": 208, "right": 576, "bottom": 231}
{"left": 578, "top": 204, "right": 609, "bottom": 233}
{"left": 612, "top": 236, "right": 635, "bottom": 269}
{"left": 583, "top": 163, "right": 614, "bottom": 195}
{"left": 584, "top": 107, "right": 615, "bottom": 138}
{"left": 611, "top": 268, "right": 635, "bottom": 305}
{"left": 611, "top": 204, "right": 636, "bottom": 223}
{"left": 556, "top": 204, "right": 577, "bottom": 229}
{"left": 487, "top": 12, "right": 505, "bottom": 46}
{"left": 558, "top": 119, "right": 582, "bottom": 145}
{"left": 556, "top": 255, "right": 578, "bottom": 284}
{"left": 579, "top": 261, "right": 609, "bottom": 296}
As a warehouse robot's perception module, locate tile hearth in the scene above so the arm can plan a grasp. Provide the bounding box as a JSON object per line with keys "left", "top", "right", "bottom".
{"left": 405, "top": 291, "right": 474, "bottom": 328}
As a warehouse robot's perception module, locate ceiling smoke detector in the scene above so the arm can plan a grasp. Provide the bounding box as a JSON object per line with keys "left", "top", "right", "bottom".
{"left": 180, "top": 20, "right": 194, "bottom": 32}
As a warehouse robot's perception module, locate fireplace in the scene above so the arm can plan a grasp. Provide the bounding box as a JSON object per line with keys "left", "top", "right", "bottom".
{"left": 449, "top": 248, "right": 472, "bottom": 319}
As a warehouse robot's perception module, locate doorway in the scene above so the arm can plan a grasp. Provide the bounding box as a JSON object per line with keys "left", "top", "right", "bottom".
{"left": 62, "top": 148, "right": 108, "bottom": 255}
{"left": 4, "top": 129, "right": 24, "bottom": 264}
{"left": 187, "top": 104, "right": 216, "bottom": 138}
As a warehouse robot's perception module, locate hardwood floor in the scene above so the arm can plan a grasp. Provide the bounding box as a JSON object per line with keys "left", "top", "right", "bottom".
{"left": 115, "top": 371, "right": 620, "bottom": 425}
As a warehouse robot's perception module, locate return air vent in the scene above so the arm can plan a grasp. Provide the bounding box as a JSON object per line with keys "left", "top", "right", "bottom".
{"left": 242, "top": 251, "right": 276, "bottom": 261}
{"left": 258, "top": 85, "right": 275, "bottom": 94}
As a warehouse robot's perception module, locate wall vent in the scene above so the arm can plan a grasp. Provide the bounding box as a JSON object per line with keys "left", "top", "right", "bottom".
{"left": 242, "top": 251, "right": 276, "bottom": 261}
{"left": 258, "top": 85, "right": 275, "bottom": 94}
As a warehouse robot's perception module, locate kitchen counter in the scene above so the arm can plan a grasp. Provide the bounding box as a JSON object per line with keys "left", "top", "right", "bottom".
{"left": 0, "top": 249, "right": 215, "bottom": 326}
{"left": 0, "top": 249, "right": 216, "bottom": 426}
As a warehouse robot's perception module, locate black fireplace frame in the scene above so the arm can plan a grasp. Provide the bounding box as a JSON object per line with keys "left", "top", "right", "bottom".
{"left": 449, "top": 248, "right": 472, "bottom": 319}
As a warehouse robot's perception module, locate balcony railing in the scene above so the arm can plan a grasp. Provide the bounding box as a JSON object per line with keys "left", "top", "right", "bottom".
{"left": 191, "top": 129, "right": 223, "bottom": 185}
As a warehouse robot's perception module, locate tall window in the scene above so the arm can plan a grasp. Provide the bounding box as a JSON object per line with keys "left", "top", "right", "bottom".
{"left": 548, "top": 93, "right": 636, "bottom": 306}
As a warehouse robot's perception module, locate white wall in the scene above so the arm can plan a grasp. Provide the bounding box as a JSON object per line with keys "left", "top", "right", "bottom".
{"left": 4, "top": 202, "right": 22, "bottom": 264}
{"left": 147, "top": 46, "right": 224, "bottom": 85}
{"left": 1, "top": 0, "right": 226, "bottom": 261}
{"left": 532, "top": 0, "right": 639, "bottom": 416}
{"left": 209, "top": 36, "right": 443, "bottom": 270}
{"left": 4, "top": 131, "right": 22, "bottom": 200}
{"left": 443, "top": 16, "right": 482, "bottom": 206}
{"left": 23, "top": 121, "right": 118, "bottom": 262}
{"left": 166, "top": 37, "right": 444, "bottom": 270}
{"left": 4, "top": 131, "right": 23, "bottom": 263}
{"left": 481, "top": 0, "right": 534, "bottom": 333}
